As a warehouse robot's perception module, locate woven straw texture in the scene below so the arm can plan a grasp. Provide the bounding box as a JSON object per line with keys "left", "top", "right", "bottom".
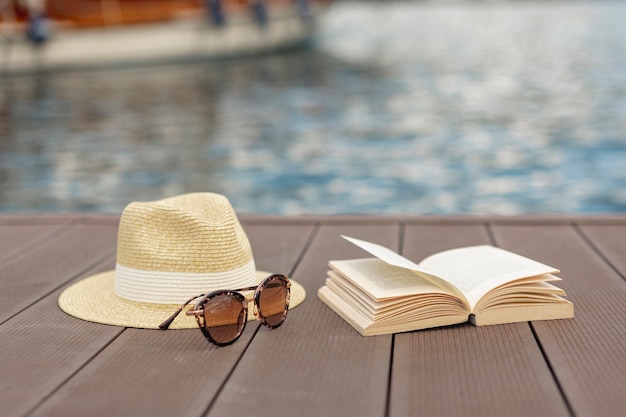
{"left": 117, "top": 193, "right": 253, "bottom": 273}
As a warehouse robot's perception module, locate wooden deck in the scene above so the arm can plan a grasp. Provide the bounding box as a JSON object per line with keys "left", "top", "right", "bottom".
{"left": 1, "top": 214, "right": 624, "bottom": 417}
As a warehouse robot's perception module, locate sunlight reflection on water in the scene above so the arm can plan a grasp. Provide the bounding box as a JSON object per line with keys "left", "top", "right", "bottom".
{"left": 0, "top": 1, "right": 625, "bottom": 214}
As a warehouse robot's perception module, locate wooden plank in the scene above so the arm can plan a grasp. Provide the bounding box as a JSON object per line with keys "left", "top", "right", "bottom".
{"left": 0, "top": 214, "right": 78, "bottom": 225}
{"left": 491, "top": 223, "right": 626, "bottom": 417}
{"left": 240, "top": 221, "right": 316, "bottom": 276}
{"left": 393, "top": 322, "right": 568, "bottom": 416}
{"left": 207, "top": 221, "right": 399, "bottom": 417}
{"left": 81, "top": 214, "right": 121, "bottom": 226}
{"left": 576, "top": 224, "right": 626, "bottom": 282}
{"left": 30, "top": 326, "right": 256, "bottom": 417}
{"left": 0, "top": 224, "right": 66, "bottom": 264}
{"left": 0, "top": 224, "right": 118, "bottom": 324}
{"left": 0, "top": 255, "right": 123, "bottom": 417}
{"left": 0, "top": 214, "right": 120, "bottom": 226}
{"left": 1, "top": 215, "right": 623, "bottom": 417}
{"left": 30, "top": 222, "right": 317, "bottom": 417}
{"left": 389, "top": 223, "right": 570, "bottom": 417}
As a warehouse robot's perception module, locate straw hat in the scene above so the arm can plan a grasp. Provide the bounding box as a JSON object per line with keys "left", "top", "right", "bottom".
{"left": 58, "top": 193, "right": 305, "bottom": 329}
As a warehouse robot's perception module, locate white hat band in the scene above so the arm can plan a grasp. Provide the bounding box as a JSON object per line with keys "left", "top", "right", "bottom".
{"left": 114, "top": 260, "right": 257, "bottom": 304}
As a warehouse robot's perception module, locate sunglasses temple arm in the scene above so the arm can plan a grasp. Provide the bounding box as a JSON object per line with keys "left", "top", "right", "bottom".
{"left": 158, "top": 294, "right": 205, "bottom": 330}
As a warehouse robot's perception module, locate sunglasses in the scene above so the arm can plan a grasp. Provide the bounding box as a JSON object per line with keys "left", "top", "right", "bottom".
{"left": 159, "top": 274, "right": 291, "bottom": 346}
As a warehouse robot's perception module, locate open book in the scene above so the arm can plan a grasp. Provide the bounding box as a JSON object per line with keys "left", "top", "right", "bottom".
{"left": 318, "top": 236, "right": 574, "bottom": 336}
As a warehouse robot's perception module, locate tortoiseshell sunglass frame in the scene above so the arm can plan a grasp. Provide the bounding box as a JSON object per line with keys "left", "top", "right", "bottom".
{"left": 159, "top": 274, "right": 291, "bottom": 347}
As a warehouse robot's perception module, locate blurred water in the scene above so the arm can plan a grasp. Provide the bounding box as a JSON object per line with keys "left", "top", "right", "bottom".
{"left": 1, "top": 0, "right": 625, "bottom": 214}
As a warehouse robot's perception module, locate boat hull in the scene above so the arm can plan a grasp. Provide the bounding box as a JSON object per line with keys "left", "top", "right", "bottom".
{"left": 1, "top": 9, "right": 317, "bottom": 73}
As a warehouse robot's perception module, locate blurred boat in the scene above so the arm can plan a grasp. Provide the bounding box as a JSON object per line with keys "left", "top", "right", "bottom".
{"left": 0, "top": 0, "right": 323, "bottom": 73}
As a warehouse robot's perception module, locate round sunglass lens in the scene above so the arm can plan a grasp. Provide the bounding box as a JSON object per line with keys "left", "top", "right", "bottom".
{"left": 203, "top": 293, "right": 246, "bottom": 345}
{"left": 258, "top": 276, "right": 289, "bottom": 328}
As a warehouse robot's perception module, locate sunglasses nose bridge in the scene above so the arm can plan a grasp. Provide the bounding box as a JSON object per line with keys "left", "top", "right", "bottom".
{"left": 243, "top": 295, "right": 260, "bottom": 319}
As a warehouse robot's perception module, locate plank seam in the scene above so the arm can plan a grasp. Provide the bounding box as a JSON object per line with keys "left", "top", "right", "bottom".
{"left": 200, "top": 224, "right": 321, "bottom": 415}
{"left": 385, "top": 334, "right": 395, "bottom": 417}
{"left": 491, "top": 219, "right": 577, "bottom": 416}
{"left": 485, "top": 221, "right": 496, "bottom": 245}
{"left": 0, "top": 248, "right": 116, "bottom": 327}
{"left": 388, "top": 223, "right": 402, "bottom": 417}
{"left": 0, "top": 224, "right": 78, "bottom": 266}
{"left": 25, "top": 327, "right": 127, "bottom": 416}
{"left": 288, "top": 222, "right": 321, "bottom": 277}
{"left": 529, "top": 323, "right": 577, "bottom": 417}
{"left": 573, "top": 223, "right": 625, "bottom": 283}
{"left": 202, "top": 324, "right": 263, "bottom": 417}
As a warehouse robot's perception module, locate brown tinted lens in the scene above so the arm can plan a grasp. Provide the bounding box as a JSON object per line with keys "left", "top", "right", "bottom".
{"left": 203, "top": 293, "right": 245, "bottom": 344}
{"left": 259, "top": 277, "right": 288, "bottom": 327}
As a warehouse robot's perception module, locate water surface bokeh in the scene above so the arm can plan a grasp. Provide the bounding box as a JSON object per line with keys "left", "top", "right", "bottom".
{"left": 1, "top": 1, "right": 625, "bottom": 214}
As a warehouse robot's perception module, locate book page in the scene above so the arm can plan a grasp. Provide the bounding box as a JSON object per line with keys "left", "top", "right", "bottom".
{"left": 317, "top": 286, "right": 469, "bottom": 336}
{"left": 418, "top": 245, "right": 559, "bottom": 309}
{"left": 341, "top": 236, "right": 426, "bottom": 272}
{"left": 329, "top": 258, "right": 456, "bottom": 301}
{"left": 339, "top": 236, "right": 468, "bottom": 302}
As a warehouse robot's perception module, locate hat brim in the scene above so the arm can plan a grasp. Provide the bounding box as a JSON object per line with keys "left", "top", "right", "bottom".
{"left": 58, "top": 270, "right": 306, "bottom": 329}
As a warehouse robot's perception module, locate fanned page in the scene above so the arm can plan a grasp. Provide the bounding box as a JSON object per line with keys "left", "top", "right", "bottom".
{"left": 328, "top": 258, "right": 458, "bottom": 301}
{"left": 319, "top": 258, "right": 470, "bottom": 336}
{"left": 418, "top": 246, "right": 559, "bottom": 309}
{"left": 343, "top": 236, "right": 559, "bottom": 310}
{"left": 340, "top": 236, "right": 468, "bottom": 299}
{"left": 341, "top": 236, "right": 425, "bottom": 272}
